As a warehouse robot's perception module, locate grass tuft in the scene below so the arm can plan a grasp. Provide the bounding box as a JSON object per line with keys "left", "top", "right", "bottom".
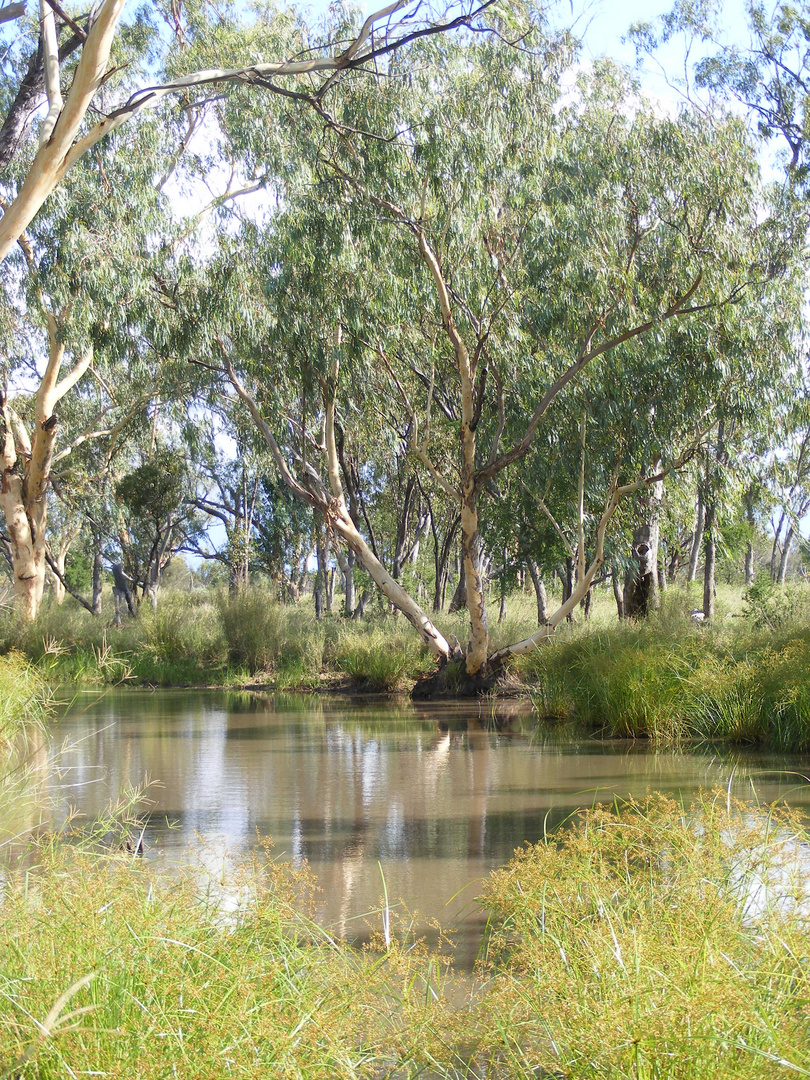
{"left": 473, "top": 791, "right": 810, "bottom": 1079}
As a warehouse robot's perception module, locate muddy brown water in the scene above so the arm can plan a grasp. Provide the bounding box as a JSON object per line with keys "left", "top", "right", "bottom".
{"left": 45, "top": 689, "right": 810, "bottom": 967}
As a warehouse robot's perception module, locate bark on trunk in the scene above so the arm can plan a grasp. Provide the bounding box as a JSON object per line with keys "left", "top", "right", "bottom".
{"left": 415, "top": 232, "right": 487, "bottom": 673}
{"left": 778, "top": 526, "right": 793, "bottom": 585}
{"left": 91, "top": 540, "right": 103, "bottom": 617}
{"left": 448, "top": 558, "right": 466, "bottom": 613}
{"left": 703, "top": 501, "right": 717, "bottom": 621}
{"left": 744, "top": 491, "right": 756, "bottom": 586}
{"left": 612, "top": 567, "right": 625, "bottom": 619}
{"left": 771, "top": 511, "right": 785, "bottom": 581}
{"left": 1, "top": 399, "right": 53, "bottom": 620}
{"left": 624, "top": 477, "right": 663, "bottom": 619}
{"left": 526, "top": 560, "right": 549, "bottom": 625}
{"left": 334, "top": 546, "right": 356, "bottom": 617}
{"left": 687, "top": 491, "right": 705, "bottom": 582}
{"left": 392, "top": 475, "right": 416, "bottom": 580}
{"left": 52, "top": 549, "right": 66, "bottom": 604}
{"left": 431, "top": 511, "right": 459, "bottom": 614}
{"left": 562, "top": 557, "right": 576, "bottom": 623}
{"left": 314, "top": 517, "right": 328, "bottom": 621}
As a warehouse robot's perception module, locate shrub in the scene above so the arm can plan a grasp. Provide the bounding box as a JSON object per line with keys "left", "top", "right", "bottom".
{"left": 218, "top": 590, "right": 324, "bottom": 678}
{"left": 476, "top": 792, "right": 810, "bottom": 1080}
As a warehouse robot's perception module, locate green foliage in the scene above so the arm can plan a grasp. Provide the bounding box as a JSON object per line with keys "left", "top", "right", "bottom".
{"left": 329, "top": 620, "right": 434, "bottom": 691}
{"left": 116, "top": 448, "right": 187, "bottom": 523}
{"left": 0, "top": 593, "right": 228, "bottom": 687}
{"left": 742, "top": 573, "right": 810, "bottom": 629}
{"left": 0, "top": 840, "right": 447, "bottom": 1079}
{"left": 0, "top": 652, "right": 49, "bottom": 749}
{"left": 2, "top": 788, "right": 809, "bottom": 1079}
{"left": 218, "top": 590, "right": 325, "bottom": 679}
{"left": 517, "top": 597, "right": 810, "bottom": 748}
{"left": 478, "top": 792, "right": 810, "bottom": 1079}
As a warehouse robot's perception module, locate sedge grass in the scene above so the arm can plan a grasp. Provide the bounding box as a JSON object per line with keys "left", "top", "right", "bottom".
{"left": 0, "top": 836, "right": 452, "bottom": 1080}
{"left": 468, "top": 791, "right": 810, "bottom": 1080}
{"left": 3, "top": 791, "right": 810, "bottom": 1079}
{"left": 0, "top": 653, "right": 49, "bottom": 749}
{"left": 516, "top": 604, "right": 810, "bottom": 748}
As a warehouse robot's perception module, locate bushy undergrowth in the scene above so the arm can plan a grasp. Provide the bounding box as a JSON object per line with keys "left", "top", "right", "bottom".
{"left": 0, "top": 589, "right": 449, "bottom": 691}
{"left": 517, "top": 597, "right": 810, "bottom": 747}
{"left": 2, "top": 794, "right": 809, "bottom": 1079}
{"left": 474, "top": 792, "right": 810, "bottom": 1079}
{"left": 329, "top": 620, "right": 435, "bottom": 691}
{"left": 6, "top": 583, "right": 810, "bottom": 738}
{"left": 218, "top": 589, "right": 326, "bottom": 685}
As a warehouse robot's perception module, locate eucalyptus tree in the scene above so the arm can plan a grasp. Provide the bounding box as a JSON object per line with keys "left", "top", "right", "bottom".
{"left": 0, "top": 0, "right": 498, "bottom": 264}
{"left": 116, "top": 444, "right": 204, "bottom": 608}
{"left": 0, "top": 101, "right": 182, "bottom": 619}
{"left": 322, "top": 45, "right": 796, "bottom": 672}
{"left": 763, "top": 387, "right": 810, "bottom": 581}
{"left": 181, "top": 14, "right": 798, "bottom": 679}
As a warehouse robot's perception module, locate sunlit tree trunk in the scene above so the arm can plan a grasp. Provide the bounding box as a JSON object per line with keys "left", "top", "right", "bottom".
{"left": 687, "top": 490, "right": 705, "bottom": 582}
{"left": 744, "top": 490, "right": 756, "bottom": 586}
{"left": 0, "top": 326, "right": 92, "bottom": 619}
{"left": 778, "top": 525, "right": 793, "bottom": 584}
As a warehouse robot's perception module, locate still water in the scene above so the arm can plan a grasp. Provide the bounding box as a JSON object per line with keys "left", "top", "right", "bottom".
{"left": 47, "top": 689, "right": 810, "bottom": 963}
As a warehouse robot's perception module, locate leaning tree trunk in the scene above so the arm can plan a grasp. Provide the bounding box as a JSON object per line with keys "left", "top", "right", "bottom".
{"left": 225, "top": 355, "right": 453, "bottom": 661}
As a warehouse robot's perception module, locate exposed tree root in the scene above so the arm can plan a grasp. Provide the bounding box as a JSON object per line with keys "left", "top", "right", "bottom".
{"left": 410, "top": 657, "right": 525, "bottom": 700}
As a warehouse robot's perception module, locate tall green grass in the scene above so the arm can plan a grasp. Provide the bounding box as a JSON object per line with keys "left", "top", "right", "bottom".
{"left": 470, "top": 792, "right": 810, "bottom": 1080}
{"left": 517, "top": 609, "right": 810, "bottom": 747}
{"left": 0, "top": 652, "right": 49, "bottom": 748}
{"left": 0, "top": 836, "right": 450, "bottom": 1079}
{"left": 3, "top": 792, "right": 809, "bottom": 1079}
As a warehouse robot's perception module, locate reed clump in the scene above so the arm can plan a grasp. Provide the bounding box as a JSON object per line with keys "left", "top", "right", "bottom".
{"left": 328, "top": 619, "right": 435, "bottom": 691}
{"left": 518, "top": 613, "right": 810, "bottom": 747}
{"left": 0, "top": 652, "right": 50, "bottom": 748}
{"left": 468, "top": 792, "right": 810, "bottom": 1079}
{"left": 0, "top": 837, "right": 452, "bottom": 1079}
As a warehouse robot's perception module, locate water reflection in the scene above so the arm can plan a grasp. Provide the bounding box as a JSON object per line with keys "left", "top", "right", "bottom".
{"left": 44, "top": 690, "right": 810, "bottom": 965}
